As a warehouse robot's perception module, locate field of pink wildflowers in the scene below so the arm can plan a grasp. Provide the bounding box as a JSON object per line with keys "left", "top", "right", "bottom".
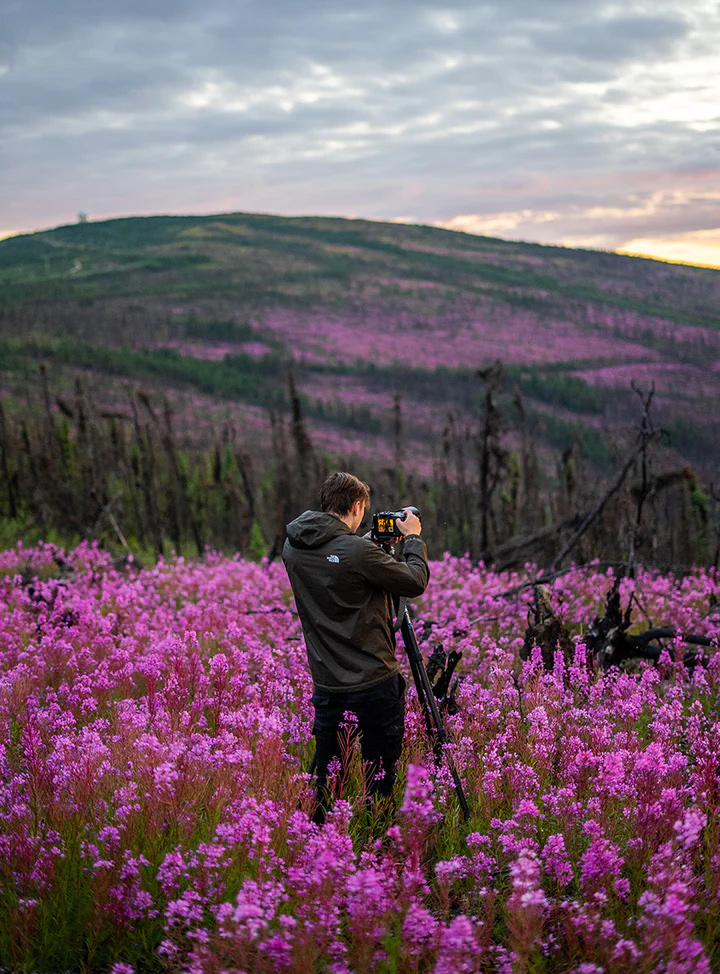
{"left": 2, "top": 542, "right": 720, "bottom": 973}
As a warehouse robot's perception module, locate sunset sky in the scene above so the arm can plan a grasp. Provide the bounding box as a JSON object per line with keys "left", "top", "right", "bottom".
{"left": 3, "top": 0, "right": 720, "bottom": 266}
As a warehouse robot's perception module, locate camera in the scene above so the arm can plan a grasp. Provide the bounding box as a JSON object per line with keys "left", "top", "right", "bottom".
{"left": 371, "top": 506, "right": 421, "bottom": 545}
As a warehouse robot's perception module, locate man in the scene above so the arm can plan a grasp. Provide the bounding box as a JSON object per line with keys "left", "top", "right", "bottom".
{"left": 282, "top": 471, "right": 429, "bottom": 821}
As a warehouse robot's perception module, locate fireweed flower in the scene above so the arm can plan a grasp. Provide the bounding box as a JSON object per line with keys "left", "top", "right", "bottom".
{"left": 402, "top": 900, "right": 440, "bottom": 957}
{"left": 542, "top": 833, "right": 574, "bottom": 889}
{"left": 674, "top": 808, "right": 705, "bottom": 852}
{"left": 434, "top": 914, "right": 482, "bottom": 974}
{"left": 579, "top": 836, "right": 624, "bottom": 899}
{"left": 401, "top": 762, "right": 440, "bottom": 825}
{"left": 508, "top": 850, "right": 548, "bottom": 912}
{"left": 637, "top": 839, "right": 711, "bottom": 973}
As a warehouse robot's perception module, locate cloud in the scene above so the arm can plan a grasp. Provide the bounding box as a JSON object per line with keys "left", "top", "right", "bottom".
{"left": 438, "top": 185, "right": 720, "bottom": 250}
{"left": 1, "top": 0, "right": 719, "bottom": 266}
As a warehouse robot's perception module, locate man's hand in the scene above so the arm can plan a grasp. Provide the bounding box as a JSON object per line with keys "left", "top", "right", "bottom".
{"left": 396, "top": 508, "right": 422, "bottom": 537}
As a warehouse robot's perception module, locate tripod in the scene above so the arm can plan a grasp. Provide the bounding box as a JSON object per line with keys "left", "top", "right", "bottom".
{"left": 396, "top": 597, "right": 470, "bottom": 821}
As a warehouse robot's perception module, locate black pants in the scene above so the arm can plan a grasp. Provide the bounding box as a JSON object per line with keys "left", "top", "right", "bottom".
{"left": 311, "top": 673, "right": 406, "bottom": 820}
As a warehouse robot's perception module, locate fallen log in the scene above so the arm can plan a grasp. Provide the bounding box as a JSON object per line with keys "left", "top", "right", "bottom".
{"left": 520, "top": 576, "right": 716, "bottom": 672}
{"left": 520, "top": 584, "right": 575, "bottom": 669}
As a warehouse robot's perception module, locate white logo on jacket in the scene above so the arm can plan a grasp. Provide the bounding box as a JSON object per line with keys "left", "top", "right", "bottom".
{"left": 326, "top": 554, "right": 340, "bottom": 563}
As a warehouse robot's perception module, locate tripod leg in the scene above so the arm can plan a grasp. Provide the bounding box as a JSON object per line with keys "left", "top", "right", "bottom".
{"left": 400, "top": 608, "right": 470, "bottom": 821}
{"left": 407, "top": 650, "right": 436, "bottom": 741}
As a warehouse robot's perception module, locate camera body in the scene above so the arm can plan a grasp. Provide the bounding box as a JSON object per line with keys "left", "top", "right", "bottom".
{"left": 371, "top": 506, "right": 421, "bottom": 545}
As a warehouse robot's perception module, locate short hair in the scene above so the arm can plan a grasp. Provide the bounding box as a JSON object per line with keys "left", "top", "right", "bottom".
{"left": 320, "top": 471, "right": 370, "bottom": 516}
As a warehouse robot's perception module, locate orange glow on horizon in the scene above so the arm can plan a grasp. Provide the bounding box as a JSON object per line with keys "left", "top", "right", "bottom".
{"left": 617, "top": 228, "right": 720, "bottom": 271}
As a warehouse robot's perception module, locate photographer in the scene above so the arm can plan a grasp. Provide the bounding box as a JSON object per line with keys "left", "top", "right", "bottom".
{"left": 282, "top": 471, "right": 429, "bottom": 822}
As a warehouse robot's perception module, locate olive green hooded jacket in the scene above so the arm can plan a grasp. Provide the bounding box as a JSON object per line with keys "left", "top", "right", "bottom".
{"left": 282, "top": 510, "right": 430, "bottom": 692}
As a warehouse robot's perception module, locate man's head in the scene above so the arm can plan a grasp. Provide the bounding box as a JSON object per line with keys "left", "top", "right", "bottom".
{"left": 320, "top": 471, "right": 370, "bottom": 533}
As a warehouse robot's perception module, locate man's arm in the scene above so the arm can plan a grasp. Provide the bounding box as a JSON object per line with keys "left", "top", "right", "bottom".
{"left": 353, "top": 536, "right": 429, "bottom": 597}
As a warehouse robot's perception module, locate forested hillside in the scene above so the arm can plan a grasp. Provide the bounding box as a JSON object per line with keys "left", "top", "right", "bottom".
{"left": 0, "top": 212, "right": 718, "bottom": 564}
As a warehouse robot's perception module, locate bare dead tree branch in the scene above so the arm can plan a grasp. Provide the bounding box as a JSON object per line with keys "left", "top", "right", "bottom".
{"left": 548, "top": 432, "right": 660, "bottom": 576}
{"left": 627, "top": 382, "right": 655, "bottom": 571}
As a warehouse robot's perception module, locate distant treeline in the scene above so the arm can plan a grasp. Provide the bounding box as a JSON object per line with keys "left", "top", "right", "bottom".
{"left": 2, "top": 278, "right": 718, "bottom": 477}
{"left": 0, "top": 363, "right": 716, "bottom": 572}
{"left": 5, "top": 331, "right": 716, "bottom": 474}
{"left": 0, "top": 337, "right": 382, "bottom": 436}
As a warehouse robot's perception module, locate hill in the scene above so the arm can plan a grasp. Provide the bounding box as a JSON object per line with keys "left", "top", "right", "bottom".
{"left": 1, "top": 211, "right": 719, "bottom": 477}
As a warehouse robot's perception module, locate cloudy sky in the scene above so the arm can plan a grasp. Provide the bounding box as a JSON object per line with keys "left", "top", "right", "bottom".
{"left": 3, "top": 0, "right": 720, "bottom": 265}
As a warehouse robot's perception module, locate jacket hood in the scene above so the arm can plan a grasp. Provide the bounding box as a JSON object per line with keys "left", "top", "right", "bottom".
{"left": 286, "top": 510, "right": 353, "bottom": 549}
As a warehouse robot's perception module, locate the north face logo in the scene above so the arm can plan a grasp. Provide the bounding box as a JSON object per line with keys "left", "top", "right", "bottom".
{"left": 326, "top": 554, "right": 340, "bottom": 563}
